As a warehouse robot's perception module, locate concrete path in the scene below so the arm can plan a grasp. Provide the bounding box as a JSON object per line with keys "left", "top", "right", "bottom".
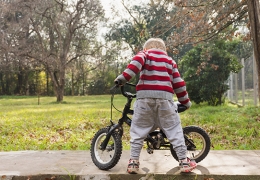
{"left": 0, "top": 150, "right": 260, "bottom": 180}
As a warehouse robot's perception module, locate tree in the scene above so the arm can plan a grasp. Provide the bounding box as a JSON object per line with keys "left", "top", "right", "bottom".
{"left": 0, "top": 4, "right": 35, "bottom": 95}
{"left": 180, "top": 39, "right": 243, "bottom": 105}
{"left": 0, "top": 0, "right": 105, "bottom": 102}
{"left": 86, "top": 41, "right": 129, "bottom": 94}
{"left": 162, "top": 0, "right": 260, "bottom": 102}
{"left": 106, "top": 3, "right": 150, "bottom": 54}
{"left": 247, "top": 0, "right": 260, "bottom": 103}
{"left": 106, "top": 0, "right": 197, "bottom": 79}
{"left": 119, "top": 0, "right": 260, "bottom": 102}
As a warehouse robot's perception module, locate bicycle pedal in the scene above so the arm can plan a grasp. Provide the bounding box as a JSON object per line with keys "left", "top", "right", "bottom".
{"left": 147, "top": 148, "right": 154, "bottom": 154}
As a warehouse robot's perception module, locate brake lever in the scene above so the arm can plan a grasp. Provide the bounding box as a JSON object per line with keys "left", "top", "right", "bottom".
{"left": 110, "top": 84, "right": 119, "bottom": 91}
{"left": 111, "top": 79, "right": 123, "bottom": 91}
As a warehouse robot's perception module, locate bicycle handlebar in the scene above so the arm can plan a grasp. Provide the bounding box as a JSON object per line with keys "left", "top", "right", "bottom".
{"left": 176, "top": 103, "right": 187, "bottom": 113}
{"left": 120, "top": 82, "right": 136, "bottom": 98}
{"left": 114, "top": 80, "right": 136, "bottom": 98}
{"left": 114, "top": 80, "right": 187, "bottom": 112}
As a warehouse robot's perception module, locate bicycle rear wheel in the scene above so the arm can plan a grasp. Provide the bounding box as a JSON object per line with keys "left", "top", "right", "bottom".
{"left": 170, "top": 126, "right": 211, "bottom": 163}
{"left": 90, "top": 127, "right": 122, "bottom": 170}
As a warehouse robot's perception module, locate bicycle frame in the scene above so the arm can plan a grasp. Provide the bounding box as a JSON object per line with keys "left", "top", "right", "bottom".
{"left": 99, "top": 85, "right": 134, "bottom": 151}
{"left": 99, "top": 83, "right": 197, "bottom": 152}
{"left": 91, "top": 83, "right": 210, "bottom": 170}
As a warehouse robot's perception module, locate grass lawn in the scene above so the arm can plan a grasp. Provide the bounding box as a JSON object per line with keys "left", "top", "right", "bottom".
{"left": 0, "top": 95, "right": 259, "bottom": 151}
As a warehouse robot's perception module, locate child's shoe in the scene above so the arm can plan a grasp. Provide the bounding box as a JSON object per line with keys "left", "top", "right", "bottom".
{"left": 179, "top": 157, "right": 197, "bottom": 173}
{"left": 127, "top": 159, "right": 140, "bottom": 174}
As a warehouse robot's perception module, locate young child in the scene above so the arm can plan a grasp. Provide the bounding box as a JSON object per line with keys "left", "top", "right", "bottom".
{"left": 114, "top": 38, "right": 197, "bottom": 173}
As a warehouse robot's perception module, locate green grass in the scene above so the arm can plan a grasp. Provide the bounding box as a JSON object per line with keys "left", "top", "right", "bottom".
{"left": 0, "top": 95, "right": 259, "bottom": 151}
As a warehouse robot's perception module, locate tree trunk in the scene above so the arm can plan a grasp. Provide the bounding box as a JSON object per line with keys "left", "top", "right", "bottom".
{"left": 46, "top": 71, "right": 49, "bottom": 96}
{"left": 16, "top": 71, "right": 23, "bottom": 94}
{"left": 48, "top": 68, "right": 65, "bottom": 102}
{"left": 56, "top": 86, "right": 64, "bottom": 102}
{"left": 82, "top": 70, "right": 85, "bottom": 96}
{"left": 56, "top": 71, "right": 65, "bottom": 102}
{"left": 58, "top": 68, "right": 65, "bottom": 102}
{"left": 0, "top": 73, "right": 3, "bottom": 94}
{"left": 247, "top": 0, "right": 260, "bottom": 103}
{"left": 71, "top": 70, "right": 74, "bottom": 96}
{"left": 25, "top": 72, "right": 29, "bottom": 96}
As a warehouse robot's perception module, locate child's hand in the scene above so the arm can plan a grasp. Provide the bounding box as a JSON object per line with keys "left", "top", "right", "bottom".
{"left": 114, "top": 79, "right": 123, "bottom": 86}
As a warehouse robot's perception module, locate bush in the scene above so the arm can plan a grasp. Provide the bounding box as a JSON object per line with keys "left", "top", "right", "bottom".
{"left": 180, "top": 40, "right": 243, "bottom": 105}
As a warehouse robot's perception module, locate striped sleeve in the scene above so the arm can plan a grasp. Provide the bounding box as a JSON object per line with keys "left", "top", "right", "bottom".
{"left": 172, "top": 62, "right": 191, "bottom": 108}
{"left": 122, "top": 51, "right": 146, "bottom": 81}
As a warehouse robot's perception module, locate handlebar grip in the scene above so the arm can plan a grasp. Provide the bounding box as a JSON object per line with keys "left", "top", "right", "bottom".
{"left": 177, "top": 104, "right": 187, "bottom": 113}
{"left": 114, "top": 79, "right": 123, "bottom": 85}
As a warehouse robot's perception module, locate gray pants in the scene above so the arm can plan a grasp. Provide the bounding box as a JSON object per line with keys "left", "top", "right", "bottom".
{"left": 130, "top": 98, "right": 187, "bottom": 160}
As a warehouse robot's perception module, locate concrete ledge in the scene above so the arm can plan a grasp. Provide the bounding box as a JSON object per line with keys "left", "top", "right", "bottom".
{"left": 110, "top": 174, "right": 260, "bottom": 180}
{"left": 1, "top": 150, "right": 260, "bottom": 180}
{"left": 1, "top": 175, "right": 260, "bottom": 180}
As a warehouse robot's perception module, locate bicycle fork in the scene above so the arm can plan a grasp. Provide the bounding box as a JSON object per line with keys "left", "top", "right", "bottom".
{"left": 100, "top": 97, "right": 132, "bottom": 151}
{"left": 99, "top": 123, "right": 120, "bottom": 150}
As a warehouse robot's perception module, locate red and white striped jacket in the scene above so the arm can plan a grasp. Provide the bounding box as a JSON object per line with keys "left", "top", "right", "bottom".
{"left": 116, "top": 48, "right": 191, "bottom": 108}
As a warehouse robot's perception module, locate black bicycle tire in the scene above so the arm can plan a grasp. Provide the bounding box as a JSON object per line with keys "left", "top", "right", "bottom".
{"left": 170, "top": 126, "right": 211, "bottom": 163}
{"left": 90, "top": 127, "right": 122, "bottom": 170}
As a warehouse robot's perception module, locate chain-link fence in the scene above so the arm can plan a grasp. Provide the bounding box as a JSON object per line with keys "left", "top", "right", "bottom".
{"left": 227, "top": 55, "right": 259, "bottom": 106}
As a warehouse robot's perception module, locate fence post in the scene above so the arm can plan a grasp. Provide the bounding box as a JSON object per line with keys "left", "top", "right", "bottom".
{"left": 241, "top": 58, "right": 245, "bottom": 106}
{"left": 234, "top": 73, "right": 238, "bottom": 103}
{"left": 253, "top": 54, "right": 258, "bottom": 106}
{"left": 228, "top": 74, "right": 231, "bottom": 100}
{"left": 231, "top": 73, "right": 234, "bottom": 102}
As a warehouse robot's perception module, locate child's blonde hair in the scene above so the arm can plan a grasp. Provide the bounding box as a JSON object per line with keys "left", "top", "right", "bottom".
{"left": 143, "top": 38, "right": 166, "bottom": 51}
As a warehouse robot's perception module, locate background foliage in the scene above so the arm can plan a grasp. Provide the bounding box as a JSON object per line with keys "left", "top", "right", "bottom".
{"left": 180, "top": 38, "right": 243, "bottom": 105}
{"left": 0, "top": 0, "right": 259, "bottom": 105}
{"left": 0, "top": 95, "right": 259, "bottom": 151}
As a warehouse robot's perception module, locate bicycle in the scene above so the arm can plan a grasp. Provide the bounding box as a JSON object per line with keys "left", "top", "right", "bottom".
{"left": 90, "top": 82, "right": 211, "bottom": 170}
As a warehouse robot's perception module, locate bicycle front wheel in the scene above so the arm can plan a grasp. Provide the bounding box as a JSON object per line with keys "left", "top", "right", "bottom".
{"left": 90, "top": 127, "right": 122, "bottom": 170}
{"left": 170, "top": 126, "right": 211, "bottom": 163}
